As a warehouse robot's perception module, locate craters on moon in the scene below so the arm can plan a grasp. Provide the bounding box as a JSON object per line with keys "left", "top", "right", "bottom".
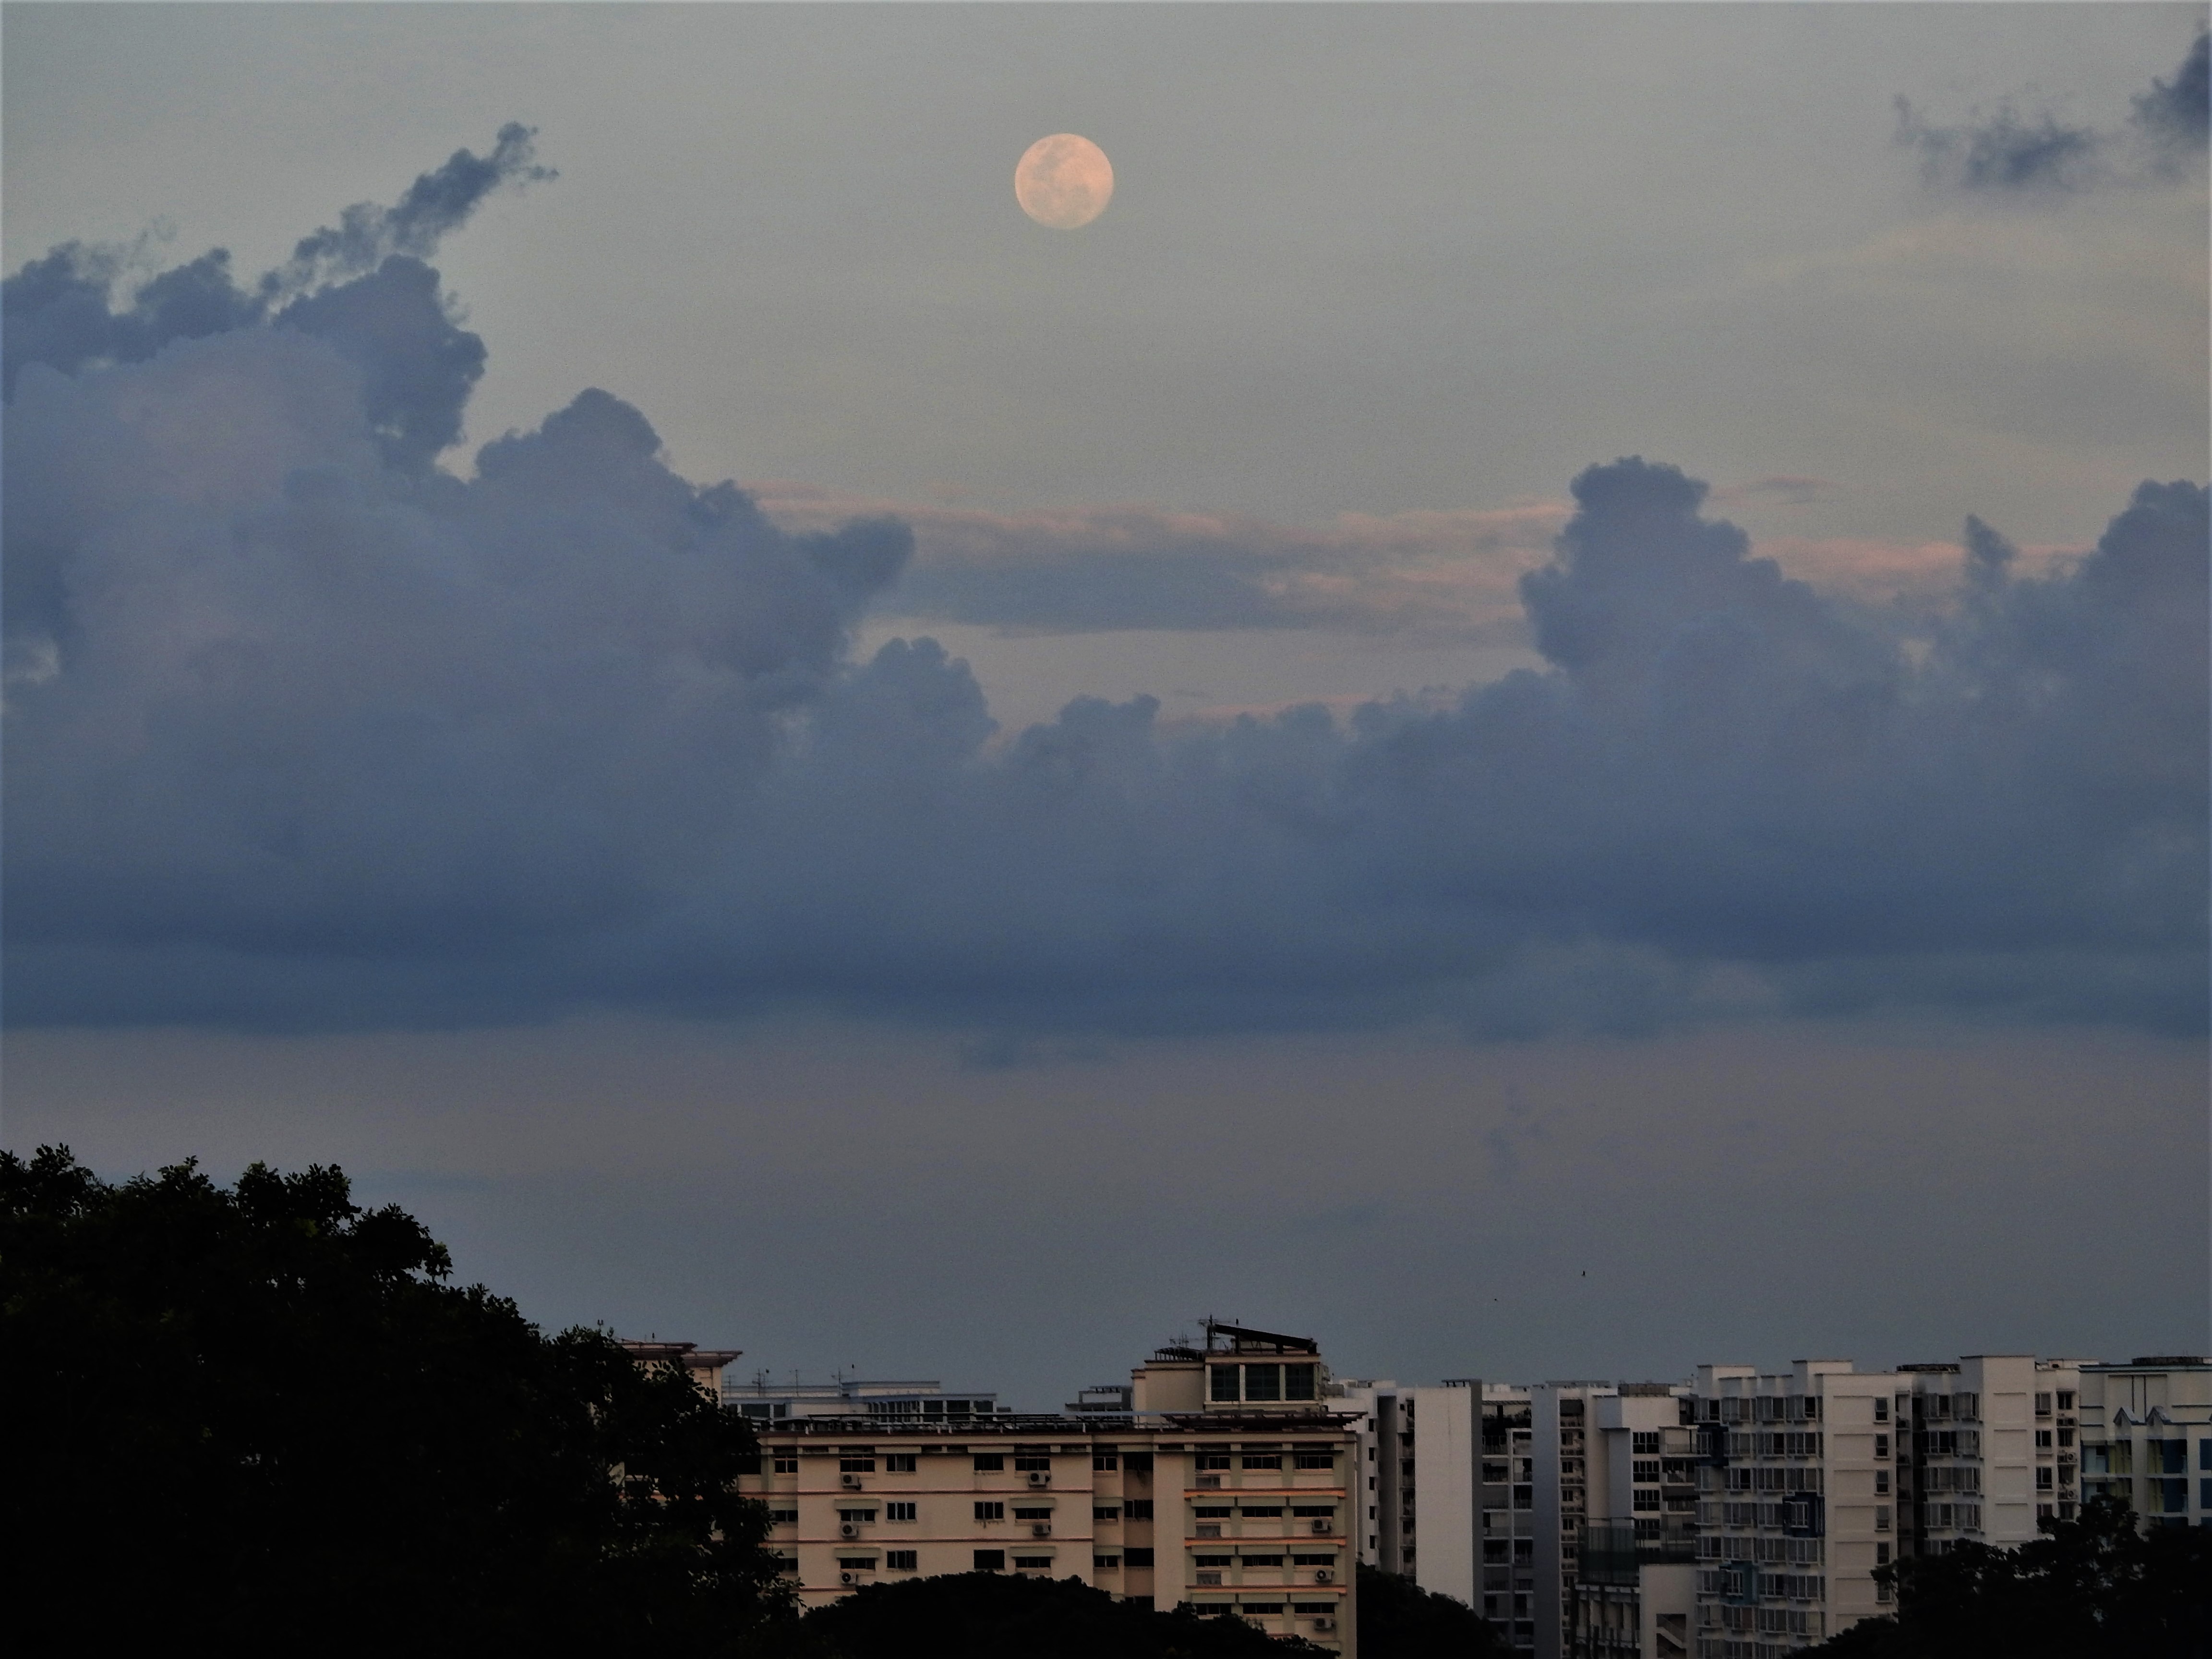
{"left": 1015, "top": 134, "right": 1114, "bottom": 229}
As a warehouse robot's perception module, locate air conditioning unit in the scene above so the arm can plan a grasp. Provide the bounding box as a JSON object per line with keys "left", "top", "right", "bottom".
{"left": 1313, "top": 1569, "right": 1333, "bottom": 1583}
{"left": 1311, "top": 1519, "right": 1332, "bottom": 1534}
{"left": 1312, "top": 1617, "right": 1335, "bottom": 1633}
{"left": 1028, "top": 1471, "right": 1051, "bottom": 1487}
{"left": 841, "top": 1523, "right": 860, "bottom": 1539}
{"left": 1032, "top": 1523, "right": 1052, "bottom": 1538}
{"left": 840, "top": 1571, "right": 857, "bottom": 1587}
{"left": 842, "top": 1474, "right": 863, "bottom": 1490}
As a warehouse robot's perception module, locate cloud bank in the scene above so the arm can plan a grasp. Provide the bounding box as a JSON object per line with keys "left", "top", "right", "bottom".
{"left": 1897, "top": 31, "right": 2209, "bottom": 192}
{"left": 5, "top": 147, "right": 2205, "bottom": 1038}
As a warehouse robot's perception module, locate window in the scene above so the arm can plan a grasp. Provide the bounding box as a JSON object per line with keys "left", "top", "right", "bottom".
{"left": 1633, "top": 1490, "right": 1660, "bottom": 1512}
{"left": 840, "top": 1457, "right": 876, "bottom": 1472}
{"left": 769, "top": 1508, "right": 798, "bottom": 1525}
{"left": 1292, "top": 1553, "right": 1336, "bottom": 1566}
{"left": 2057, "top": 1391, "right": 2075, "bottom": 1411}
{"left": 1290, "top": 1505, "right": 1335, "bottom": 1517}
{"left": 1014, "top": 1455, "right": 1052, "bottom": 1471}
{"left": 885, "top": 1551, "right": 917, "bottom": 1572}
{"left": 1632, "top": 1432, "right": 1661, "bottom": 1455}
{"left": 974, "top": 1550, "right": 1006, "bottom": 1571}
{"left": 1240, "top": 1506, "right": 1283, "bottom": 1517}
{"left": 838, "top": 1508, "right": 878, "bottom": 1523}
{"left": 774, "top": 1555, "right": 800, "bottom": 1575}
{"left": 1633, "top": 1460, "right": 1661, "bottom": 1482}
{"left": 886, "top": 1502, "right": 917, "bottom": 1521}
{"left": 1195, "top": 1555, "right": 1234, "bottom": 1568}
{"left": 886, "top": 1455, "right": 917, "bottom": 1473}
{"left": 975, "top": 1502, "right": 1005, "bottom": 1521}
{"left": 1212, "top": 1367, "right": 1241, "bottom": 1403}
{"left": 773, "top": 1457, "right": 798, "bottom": 1474}
{"left": 1198, "top": 1452, "right": 1232, "bottom": 1471}
{"left": 1245, "top": 1366, "right": 1283, "bottom": 1403}
{"left": 1195, "top": 1506, "right": 1232, "bottom": 1518}
{"left": 1124, "top": 1549, "right": 1154, "bottom": 1567}
{"left": 1293, "top": 1603, "right": 1335, "bottom": 1615}
{"left": 1876, "top": 1506, "right": 1891, "bottom": 1532}
{"left": 1095, "top": 1505, "right": 1122, "bottom": 1521}
{"left": 1483, "top": 1540, "right": 1508, "bottom": 1563}
{"left": 1241, "top": 1554, "right": 1286, "bottom": 1567}
{"left": 1876, "top": 1434, "right": 1890, "bottom": 1459}
{"left": 1875, "top": 1472, "right": 1890, "bottom": 1495}
{"left": 2035, "top": 1394, "right": 2053, "bottom": 1418}
{"left": 1241, "top": 1603, "right": 1285, "bottom": 1615}
{"left": 1094, "top": 1553, "right": 1121, "bottom": 1570}
{"left": 1095, "top": 1454, "right": 1119, "bottom": 1471}
{"left": 1874, "top": 1399, "right": 1889, "bottom": 1423}
{"left": 1285, "top": 1365, "right": 1317, "bottom": 1401}
{"left": 1014, "top": 1556, "right": 1054, "bottom": 1569}
{"left": 838, "top": 1557, "right": 878, "bottom": 1572}
{"left": 2036, "top": 1431, "right": 2054, "bottom": 1450}
{"left": 974, "top": 1455, "right": 1004, "bottom": 1472}
{"left": 2202, "top": 1441, "right": 2212, "bottom": 1471}
{"left": 2157, "top": 1479, "right": 2188, "bottom": 1514}
{"left": 1295, "top": 1453, "right": 1335, "bottom": 1469}
{"left": 1124, "top": 1500, "right": 1154, "bottom": 1519}
{"left": 2153, "top": 1441, "right": 2188, "bottom": 1475}
{"left": 1243, "top": 1455, "right": 1282, "bottom": 1470}
{"left": 1013, "top": 1506, "right": 1053, "bottom": 1521}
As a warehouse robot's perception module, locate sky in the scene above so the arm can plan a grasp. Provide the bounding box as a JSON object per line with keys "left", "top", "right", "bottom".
{"left": 3, "top": 3, "right": 2207, "bottom": 1405}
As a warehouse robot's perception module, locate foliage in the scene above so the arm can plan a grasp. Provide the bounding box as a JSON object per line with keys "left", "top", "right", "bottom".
{"left": 1357, "top": 1563, "right": 1510, "bottom": 1658}
{"left": 784, "top": 1571, "right": 1329, "bottom": 1658}
{"left": 1810, "top": 1496, "right": 2209, "bottom": 1659}
{"left": 0, "top": 1145, "right": 788, "bottom": 1654}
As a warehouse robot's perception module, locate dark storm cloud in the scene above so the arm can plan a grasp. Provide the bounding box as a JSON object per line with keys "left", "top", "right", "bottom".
{"left": 4, "top": 166, "right": 2205, "bottom": 1038}
{"left": 1897, "top": 32, "right": 2209, "bottom": 192}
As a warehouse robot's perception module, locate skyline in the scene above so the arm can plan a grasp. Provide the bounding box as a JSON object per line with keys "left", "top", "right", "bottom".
{"left": 3, "top": 3, "right": 2205, "bottom": 1406}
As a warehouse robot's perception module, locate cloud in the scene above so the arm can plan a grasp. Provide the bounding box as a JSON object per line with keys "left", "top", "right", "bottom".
{"left": 1897, "top": 32, "right": 2209, "bottom": 193}
{"left": 4, "top": 159, "right": 2205, "bottom": 1040}
{"left": 1, "top": 124, "right": 550, "bottom": 401}
{"left": 752, "top": 484, "right": 1564, "bottom": 642}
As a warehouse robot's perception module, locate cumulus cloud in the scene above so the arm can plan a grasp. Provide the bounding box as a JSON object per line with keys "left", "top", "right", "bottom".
{"left": 1896, "top": 31, "right": 2209, "bottom": 193}
{"left": 4, "top": 156, "right": 2205, "bottom": 1038}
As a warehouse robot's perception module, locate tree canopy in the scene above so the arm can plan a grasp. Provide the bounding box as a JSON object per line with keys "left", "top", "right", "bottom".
{"left": 0, "top": 1145, "right": 786, "bottom": 1654}
{"left": 1809, "top": 1497, "right": 2209, "bottom": 1659}
{"left": 785, "top": 1571, "right": 1329, "bottom": 1658}
{"left": 1355, "top": 1563, "right": 1510, "bottom": 1658}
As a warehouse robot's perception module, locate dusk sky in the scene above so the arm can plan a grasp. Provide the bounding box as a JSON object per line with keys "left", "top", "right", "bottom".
{"left": 4, "top": 3, "right": 2206, "bottom": 1405}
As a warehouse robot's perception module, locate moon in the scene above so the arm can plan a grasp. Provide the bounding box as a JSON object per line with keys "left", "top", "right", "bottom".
{"left": 1015, "top": 134, "right": 1113, "bottom": 229}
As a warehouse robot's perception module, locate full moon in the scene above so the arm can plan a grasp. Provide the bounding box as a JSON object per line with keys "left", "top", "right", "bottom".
{"left": 1015, "top": 134, "right": 1114, "bottom": 229}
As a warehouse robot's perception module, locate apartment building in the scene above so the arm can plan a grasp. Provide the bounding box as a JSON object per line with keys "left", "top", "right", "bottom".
{"left": 1691, "top": 1361, "right": 1900, "bottom": 1659}
{"left": 1570, "top": 1385, "right": 1697, "bottom": 1659}
{"left": 1895, "top": 1356, "right": 2085, "bottom": 1554}
{"left": 2077, "top": 1355, "right": 2212, "bottom": 1529}
{"left": 733, "top": 1322, "right": 1362, "bottom": 1652}
{"left": 722, "top": 1371, "right": 1005, "bottom": 1424}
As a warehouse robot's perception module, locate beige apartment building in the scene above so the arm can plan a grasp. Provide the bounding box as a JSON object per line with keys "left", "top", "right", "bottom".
{"left": 733, "top": 1322, "right": 1362, "bottom": 1653}
{"left": 1896, "top": 1355, "right": 2087, "bottom": 1553}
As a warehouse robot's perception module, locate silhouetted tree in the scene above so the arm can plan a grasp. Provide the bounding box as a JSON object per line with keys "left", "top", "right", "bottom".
{"left": 785, "top": 1570, "right": 1328, "bottom": 1657}
{"left": 0, "top": 1145, "right": 788, "bottom": 1654}
{"left": 1357, "top": 1563, "right": 1510, "bottom": 1657}
{"left": 1810, "top": 1496, "right": 2209, "bottom": 1659}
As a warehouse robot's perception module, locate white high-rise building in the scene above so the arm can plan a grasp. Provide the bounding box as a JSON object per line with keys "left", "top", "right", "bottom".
{"left": 1895, "top": 1356, "right": 2086, "bottom": 1554}
{"left": 1691, "top": 1361, "right": 1900, "bottom": 1659}
{"left": 2076, "top": 1355, "right": 2212, "bottom": 1530}
{"left": 1570, "top": 1384, "right": 1697, "bottom": 1659}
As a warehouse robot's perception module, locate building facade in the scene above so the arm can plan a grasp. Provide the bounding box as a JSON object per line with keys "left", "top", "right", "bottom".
{"left": 1570, "top": 1385, "right": 1697, "bottom": 1659}
{"left": 1691, "top": 1361, "right": 1900, "bottom": 1659}
{"left": 2076, "top": 1355, "right": 2212, "bottom": 1529}
{"left": 1895, "top": 1355, "right": 2085, "bottom": 1555}
{"left": 733, "top": 1322, "right": 1361, "bottom": 1652}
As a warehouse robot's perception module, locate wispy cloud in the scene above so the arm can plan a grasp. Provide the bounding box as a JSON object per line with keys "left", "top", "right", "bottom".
{"left": 1896, "top": 31, "right": 2208, "bottom": 194}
